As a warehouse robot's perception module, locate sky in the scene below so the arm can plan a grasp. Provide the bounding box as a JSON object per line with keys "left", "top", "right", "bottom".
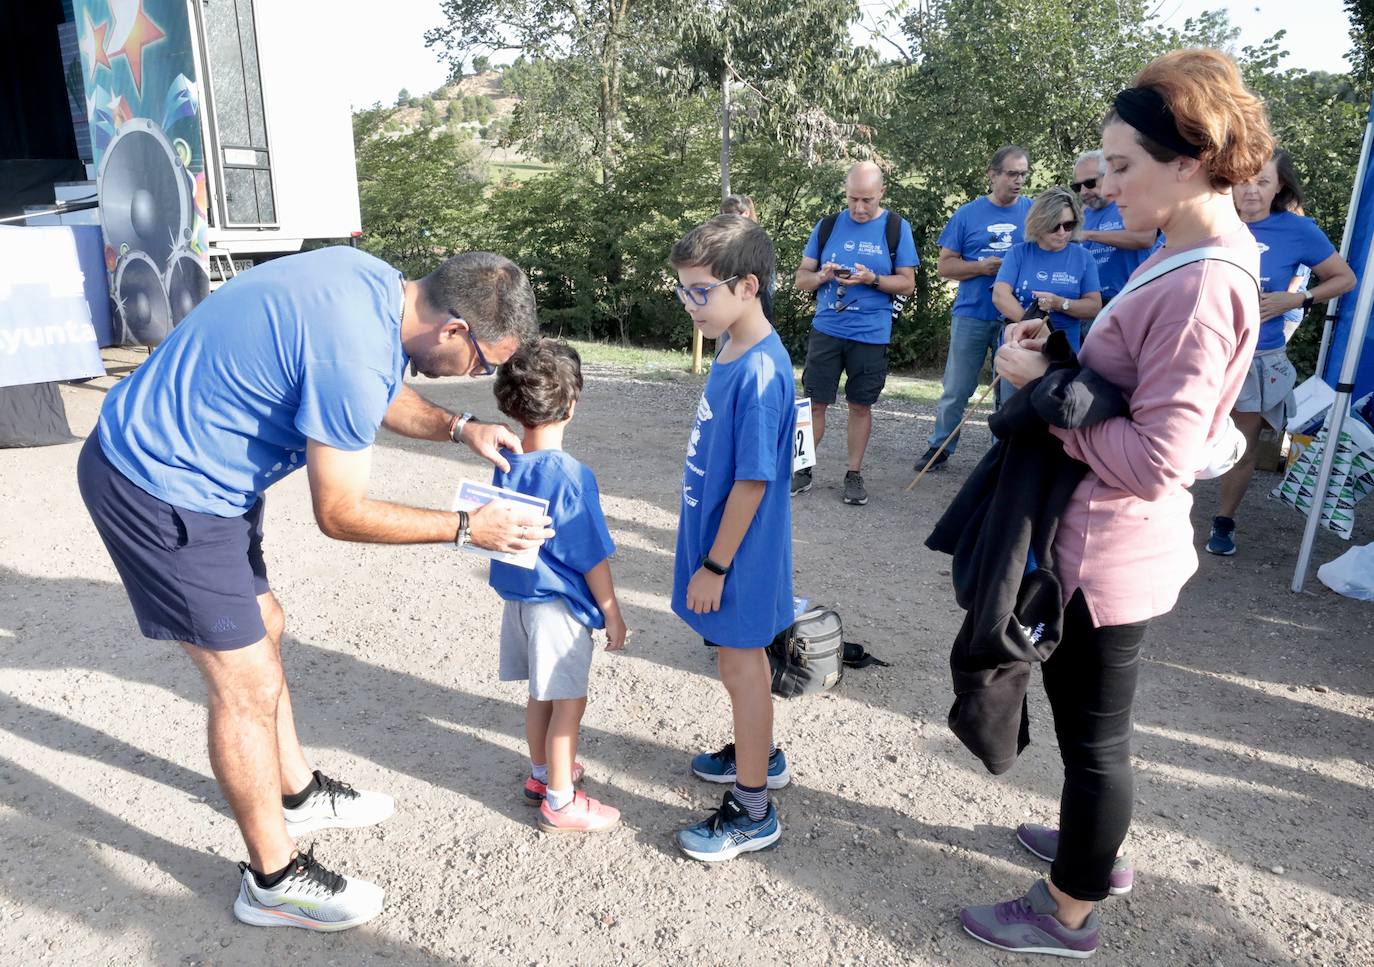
{"left": 333, "top": 0, "right": 1358, "bottom": 110}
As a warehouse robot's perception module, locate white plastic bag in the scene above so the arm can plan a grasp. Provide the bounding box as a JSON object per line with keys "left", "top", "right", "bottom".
{"left": 1317, "top": 542, "right": 1374, "bottom": 601}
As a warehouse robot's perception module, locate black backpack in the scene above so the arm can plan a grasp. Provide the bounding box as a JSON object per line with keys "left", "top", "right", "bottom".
{"left": 811, "top": 209, "right": 911, "bottom": 319}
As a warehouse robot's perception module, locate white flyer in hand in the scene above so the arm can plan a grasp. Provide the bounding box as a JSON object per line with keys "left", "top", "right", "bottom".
{"left": 451, "top": 479, "right": 549, "bottom": 570}
{"left": 793, "top": 398, "right": 816, "bottom": 472}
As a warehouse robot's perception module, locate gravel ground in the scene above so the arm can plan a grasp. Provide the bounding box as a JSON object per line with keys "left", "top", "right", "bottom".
{"left": 2, "top": 359, "right": 1372, "bottom": 966}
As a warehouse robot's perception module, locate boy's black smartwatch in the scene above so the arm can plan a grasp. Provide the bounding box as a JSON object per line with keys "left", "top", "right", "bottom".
{"left": 454, "top": 510, "right": 471, "bottom": 547}
{"left": 702, "top": 556, "right": 731, "bottom": 576}
{"left": 1302, "top": 294, "right": 1315, "bottom": 312}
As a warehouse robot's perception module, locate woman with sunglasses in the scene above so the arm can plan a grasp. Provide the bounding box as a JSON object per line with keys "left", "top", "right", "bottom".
{"left": 991, "top": 186, "right": 1103, "bottom": 352}
{"left": 962, "top": 48, "right": 1273, "bottom": 957}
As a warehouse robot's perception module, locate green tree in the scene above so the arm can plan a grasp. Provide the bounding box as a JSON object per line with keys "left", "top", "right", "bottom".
{"left": 1348, "top": 0, "right": 1373, "bottom": 90}
{"left": 396, "top": 87, "right": 411, "bottom": 106}
{"left": 352, "top": 118, "right": 485, "bottom": 277}
{"left": 427, "top": 1, "right": 644, "bottom": 185}
{"left": 472, "top": 54, "right": 492, "bottom": 74}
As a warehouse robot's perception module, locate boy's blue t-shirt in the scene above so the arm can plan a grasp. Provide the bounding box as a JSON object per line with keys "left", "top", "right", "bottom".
{"left": 1081, "top": 202, "right": 1150, "bottom": 301}
{"left": 803, "top": 210, "right": 918, "bottom": 345}
{"left": 489, "top": 449, "right": 616, "bottom": 629}
{"left": 672, "top": 330, "right": 795, "bottom": 648}
{"left": 97, "top": 247, "right": 408, "bottom": 517}
{"left": 938, "top": 195, "right": 1033, "bottom": 321}
{"left": 995, "top": 241, "right": 1101, "bottom": 352}
{"left": 1247, "top": 211, "right": 1337, "bottom": 350}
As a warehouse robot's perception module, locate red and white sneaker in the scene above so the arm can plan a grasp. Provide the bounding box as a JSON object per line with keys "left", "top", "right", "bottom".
{"left": 538, "top": 791, "right": 619, "bottom": 833}
{"left": 522, "top": 761, "right": 585, "bottom": 805}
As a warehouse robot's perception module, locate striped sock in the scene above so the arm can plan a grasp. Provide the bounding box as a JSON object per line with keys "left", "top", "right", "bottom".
{"left": 733, "top": 781, "right": 769, "bottom": 821}
{"left": 768, "top": 741, "right": 777, "bottom": 758}
{"left": 531, "top": 761, "right": 549, "bottom": 784}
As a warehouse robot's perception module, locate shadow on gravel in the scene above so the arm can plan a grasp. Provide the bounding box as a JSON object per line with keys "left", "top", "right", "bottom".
{"left": 0, "top": 565, "right": 1321, "bottom": 964}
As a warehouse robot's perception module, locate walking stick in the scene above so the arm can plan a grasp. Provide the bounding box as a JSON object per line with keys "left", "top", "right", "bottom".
{"left": 905, "top": 376, "right": 1001, "bottom": 493}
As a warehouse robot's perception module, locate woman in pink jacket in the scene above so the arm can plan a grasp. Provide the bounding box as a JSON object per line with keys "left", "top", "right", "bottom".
{"left": 958, "top": 48, "right": 1274, "bottom": 958}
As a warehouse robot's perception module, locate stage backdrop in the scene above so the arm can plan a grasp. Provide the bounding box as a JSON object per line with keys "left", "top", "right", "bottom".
{"left": 1323, "top": 92, "right": 1374, "bottom": 399}
{"left": 74, "top": 0, "right": 210, "bottom": 347}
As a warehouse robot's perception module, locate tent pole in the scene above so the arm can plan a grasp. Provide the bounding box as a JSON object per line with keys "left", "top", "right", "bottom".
{"left": 1291, "top": 224, "right": 1374, "bottom": 591}
{"left": 1316, "top": 117, "right": 1374, "bottom": 379}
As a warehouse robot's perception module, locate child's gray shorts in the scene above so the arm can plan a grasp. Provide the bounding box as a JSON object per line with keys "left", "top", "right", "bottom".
{"left": 499, "top": 598, "right": 595, "bottom": 700}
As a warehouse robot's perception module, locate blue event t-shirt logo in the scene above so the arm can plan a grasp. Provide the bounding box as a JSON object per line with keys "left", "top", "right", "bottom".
{"left": 987, "top": 223, "right": 1017, "bottom": 252}
{"left": 687, "top": 394, "right": 713, "bottom": 458}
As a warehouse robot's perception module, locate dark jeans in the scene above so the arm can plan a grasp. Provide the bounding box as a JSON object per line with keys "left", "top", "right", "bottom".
{"left": 1041, "top": 590, "right": 1148, "bottom": 902}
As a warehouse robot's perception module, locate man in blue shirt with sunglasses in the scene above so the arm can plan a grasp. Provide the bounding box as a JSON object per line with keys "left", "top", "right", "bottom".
{"left": 78, "top": 246, "right": 547, "bottom": 932}
{"left": 1073, "top": 150, "right": 1155, "bottom": 304}
{"left": 794, "top": 162, "right": 918, "bottom": 507}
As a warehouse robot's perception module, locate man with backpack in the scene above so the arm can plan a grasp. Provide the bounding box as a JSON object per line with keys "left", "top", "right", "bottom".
{"left": 793, "top": 162, "right": 917, "bottom": 506}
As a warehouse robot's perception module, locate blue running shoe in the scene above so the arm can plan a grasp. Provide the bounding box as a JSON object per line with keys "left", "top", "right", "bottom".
{"left": 676, "top": 790, "right": 781, "bottom": 863}
{"left": 1206, "top": 516, "right": 1237, "bottom": 556}
{"left": 690, "top": 743, "right": 791, "bottom": 789}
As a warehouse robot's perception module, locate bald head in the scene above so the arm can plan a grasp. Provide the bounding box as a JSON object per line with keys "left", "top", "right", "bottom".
{"left": 845, "top": 162, "right": 886, "bottom": 223}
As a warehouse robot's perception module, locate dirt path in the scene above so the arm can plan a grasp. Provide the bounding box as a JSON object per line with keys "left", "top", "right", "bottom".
{"left": 2, "top": 363, "right": 1371, "bottom": 966}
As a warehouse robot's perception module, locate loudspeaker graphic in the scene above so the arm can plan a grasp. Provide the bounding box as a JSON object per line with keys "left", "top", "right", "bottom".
{"left": 114, "top": 251, "right": 174, "bottom": 346}
{"left": 98, "top": 118, "right": 193, "bottom": 269}
{"left": 165, "top": 245, "right": 210, "bottom": 326}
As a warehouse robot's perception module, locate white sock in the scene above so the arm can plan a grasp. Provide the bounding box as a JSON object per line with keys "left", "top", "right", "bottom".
{"left": 545, "top": 786, "right": 574, "bottom": 811}
{"left": 531, "top": 761, "right": 548, "bottom": 783}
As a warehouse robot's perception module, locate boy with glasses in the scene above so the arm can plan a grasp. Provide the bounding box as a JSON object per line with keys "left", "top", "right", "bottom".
{"left": 670, "top": 215, "right": 797, "bottom": 861}
{"left": 918, "top": 145, "right": 1033, "bottom": 472}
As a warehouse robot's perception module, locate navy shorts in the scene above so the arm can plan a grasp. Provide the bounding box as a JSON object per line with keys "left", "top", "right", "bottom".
{"left": 77, "top": 433, "right": 270, "bottom": 650}
{"left": 802, "top": 329, "right": 889, "bottom": 406}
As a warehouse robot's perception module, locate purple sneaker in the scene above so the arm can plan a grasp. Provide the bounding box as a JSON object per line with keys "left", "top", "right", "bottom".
{"left": 960, "top": 880, "right": 1099, "bottom": 958}
{"left": 1017, "top": 823, "right": 1134, "bottom": 896}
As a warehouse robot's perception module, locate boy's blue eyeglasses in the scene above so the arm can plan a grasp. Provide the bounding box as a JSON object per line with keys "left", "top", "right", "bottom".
{"left": 674, "top": 275, "right": 738, "bottom": 307}
{"left": 451, "top": 316, "right": 495, "bottom": 375}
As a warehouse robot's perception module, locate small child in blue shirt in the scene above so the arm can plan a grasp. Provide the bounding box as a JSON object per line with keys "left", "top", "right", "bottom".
{"left": 668, "top": 215, "right": 797, "bottom": 862}
{"left": 488, "top": 339, "right": 626, "bottom": 834}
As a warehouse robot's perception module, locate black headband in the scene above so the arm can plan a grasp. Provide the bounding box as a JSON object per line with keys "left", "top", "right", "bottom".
{"left": 1113, "top": 87, "right": 1202, "bottom": 159}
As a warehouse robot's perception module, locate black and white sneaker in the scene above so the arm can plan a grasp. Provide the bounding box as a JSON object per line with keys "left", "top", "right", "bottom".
{"left": 284, "top": 771, "right": 394, "bottom": 836}
{"left": 791, "top": 467, "right": 813, "bottom": 496}
{"left": 842, "top": 470, "right": 868, "bottom": 506}
{"left": 233, "top": 847, "right": 383, "bottom": 931}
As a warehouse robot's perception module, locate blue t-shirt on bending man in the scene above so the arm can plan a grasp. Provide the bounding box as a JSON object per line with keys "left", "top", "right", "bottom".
{"left": 995, "top": 241, "right": 1101, "bottom": 352}
{"left": 803, "top": 210, "right": 918, "bottom": 345}
{"left": 489, "top": 449, "right": 617, "bottom": 629}
{"left": 98, "top": 247, "right": 408, "bottom": 517}
{"left": 672, "top": 331, "right": 795, "bottom": 648}
{"left": 939, "top": 195, "right": 1033, "bottom": 321}
{"left": 1081, "top": 202, "right": 1150, "bottom": 302}
{"left": 1246, "top": 210, "right": 1337, "bottom": 351}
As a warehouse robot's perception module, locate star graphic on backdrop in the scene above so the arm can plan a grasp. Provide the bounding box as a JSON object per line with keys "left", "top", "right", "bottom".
{"left": 111, "top": 1, "right": 165, "bottom": 96}
{"left": 79, "top": 11, "right": 112, "bottom": 85}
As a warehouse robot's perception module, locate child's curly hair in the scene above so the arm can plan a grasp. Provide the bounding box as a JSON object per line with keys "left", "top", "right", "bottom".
{"left": 493, "top": 338, "right": 584, "bottom": 428}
